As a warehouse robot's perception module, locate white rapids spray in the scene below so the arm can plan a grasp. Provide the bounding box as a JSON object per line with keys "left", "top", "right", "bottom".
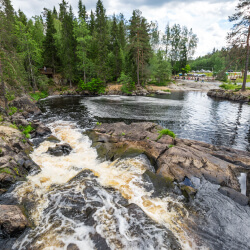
{"left": 13, "top": 121, "right": 200, "bottom": 250}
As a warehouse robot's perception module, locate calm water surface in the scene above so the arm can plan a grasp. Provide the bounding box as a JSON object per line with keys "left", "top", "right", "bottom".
{"left": 39, "top": 91, "right": 250, "bottom": 151}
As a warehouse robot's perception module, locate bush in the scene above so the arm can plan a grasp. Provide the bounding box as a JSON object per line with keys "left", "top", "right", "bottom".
{"left": 219, "top": 83, "right": 241, "bottom": 90}
{"left": 79, "top": 78, "right": 105, "bottom": 94}
{"left": 5, "top": 91, "right": 15, "bottom": 101}
{"left": 157, "top": 129, "right": 176, "bottom": 140}
{"left": 29, "top": 91, "right": 49, "bottom": 101}
{"left": 216, "top": 72, "right": 228, "bottom": 82}
{"left": 118, "top": 72, "right": 136, "bottom": 94}
{"left": 19, "top": 125, "right": 35, "bottom": 139}
{"left": 9, "top": 106, "right": 17, "bottom": 116}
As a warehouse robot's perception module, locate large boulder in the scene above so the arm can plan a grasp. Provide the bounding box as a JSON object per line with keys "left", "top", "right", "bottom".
{"left": 87, "top": 122, "right": 250, "bottom": 204}
{"left": 0, "top": 205, "right": 29, "bottom": 237}
{"left": 10, "top": 96, "right": 41, "bottom": 115}
{"left": 47, "top": 143, "right": 73, "bottom": 156}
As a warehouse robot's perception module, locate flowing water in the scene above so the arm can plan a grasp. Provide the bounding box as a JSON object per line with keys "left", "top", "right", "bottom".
{"left": 2, "top": 92, "right": 250, "bottom": 249}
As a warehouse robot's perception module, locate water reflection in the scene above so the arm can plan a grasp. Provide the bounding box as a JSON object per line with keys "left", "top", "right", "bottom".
{"left": 38, "top": 92, "right": 250, "bottom": 151}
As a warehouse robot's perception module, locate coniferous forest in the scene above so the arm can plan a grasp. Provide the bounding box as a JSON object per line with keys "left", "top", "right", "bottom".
{"left": 0, "top": 0, "right": 198, "bottom": 97}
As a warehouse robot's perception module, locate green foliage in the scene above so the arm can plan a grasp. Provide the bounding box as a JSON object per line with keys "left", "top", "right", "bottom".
{"left": 0, "top": 115, "right": 3, "bottom": 122}
{"left": 157, "top": 129, "right": 176, "bottom": 140}
{"left": 9, "top": 124, "right": 18, "bottom": 129}
{"left": 121, "top": 132, "right": 126, "bottom": 136}
{"left": 219, "top": 83, "right": 241, "bottom": 90}
{"left": 163, "top": 89, "right": 171, "bottom": 93}
{"left": 0, "top": 168, "right": 11, "bottom": 174}
{"left": 182, "top": 64, "right": 191, "bottom": 74}
{"left": 168, "top": 144, "right": 174, "bottom": 148}
{"left": 79, "top": 78, "right": 105, "bottom": 94}
{"left": 5, "top": 91, "right": 15, "bottom": 101}
{"left": 9, "top": 106, "right": 17, "bottom": 116}
{"left": 19, "top": 125, "right": 34, "bottom": 138}
{"left": 148, "top": 80, "right": 169, "bottom": 86}
{"left": 29, "top": 91, "right": 49, "bottom": 101}
{"left": 118, "top": 72, "right": 136, "bottom": 94}
{"left": 96, "top": 122, "right": 102, "bottom": 126}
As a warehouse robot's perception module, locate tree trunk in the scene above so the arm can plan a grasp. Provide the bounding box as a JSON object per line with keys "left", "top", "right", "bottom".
{"left": 0, "top": 60, "right": 8, "bottom": 112}
{"left": 242, "top": 25, "right": 250, "bottom": 91}
{"left": 137, "top": 48, "right": 140, "bottom": 86}
{"left": 69, "top": 79, "right": 72, "bottom": 88}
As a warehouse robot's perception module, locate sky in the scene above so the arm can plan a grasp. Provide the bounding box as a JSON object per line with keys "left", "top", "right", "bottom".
{"left": 11, "top": 0, "right": 239, "bottom": 58}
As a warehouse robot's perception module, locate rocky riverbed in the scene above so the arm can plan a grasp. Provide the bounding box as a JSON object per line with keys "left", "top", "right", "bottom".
{"left": 0, "top": 96, "right": 52, "bottom": 242}
{"left": 87, "top": 122, "right": 250, "bottom": 205}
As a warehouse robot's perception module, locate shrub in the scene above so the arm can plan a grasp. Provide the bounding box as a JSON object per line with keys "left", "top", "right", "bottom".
{"left": 79, "top": 78, "right": 105, "bottom": 94}
{"left": 118, "top": 72, "right": 136, "bottom": 94}
{"left": 219, "top": 83, "right": 241, "bottom": 90}
{"left": 9, "top": 106, "right": 17, "bottom": 116}
{"left": 19, "top": 125, "right": 34, "bottom": 139}
{"left": 9, "top": 124, "right": 18, "bottom": 129}
{"left": 157, "top": 129, "right": 176, "bottom": 140}
{"left": 29, "top": 91, "right": 49, "bottom": 101}
{"left": 5, "top": 91, "right": 15, "bottom": 101}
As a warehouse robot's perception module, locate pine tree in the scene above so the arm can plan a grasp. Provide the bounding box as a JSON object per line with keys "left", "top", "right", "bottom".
{"left": 43, "top": 9, "right": 59, "bottom": 74}
{"left": 78, "top": 0, "right": 87, "bottom": 21}
{"left": 128, "top": 10, "right": 151, "bottom": 85}
{"left": 60, "top": 3, "right": 76, "bottom": 87}
{"left": 228, "top": 0, "right": 250, "bottom": 91}
{"left": 94, "top": 0, "right": 108, "bottom": 81}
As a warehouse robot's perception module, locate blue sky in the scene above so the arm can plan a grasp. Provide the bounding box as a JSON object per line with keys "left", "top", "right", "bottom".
{"left": 11, "top": 0, "right": 238, "bottom": 57}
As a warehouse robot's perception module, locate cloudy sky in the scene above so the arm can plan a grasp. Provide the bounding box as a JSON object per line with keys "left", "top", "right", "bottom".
{"left": 11, "top": 0, "right": 238, "bottom": 57}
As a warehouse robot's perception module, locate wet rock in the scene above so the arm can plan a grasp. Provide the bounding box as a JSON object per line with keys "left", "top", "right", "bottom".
{"left": 180, "top": 185, "right": 197, "bottom": 201}
{"left": 90, "top": 233, "right": 110, "bottom": 250}
{"left": 67, "top": 243, "right": 80, "bottom": 250}
{"left": 0, "top": 189, "right": 7, "bottom": 195}
{"left": 46, "top": 135, "right": 60, "bottom": 143}
{"left": 218, "top": 187, "right": 249, "bottom": 206}
{"left": 142, "top": 170, "right": 174, "bottom": 196}
{"left": 47, "top": 143, "right": 72, "bottom": 156}
{"left": 0, "top": 173, "right": 15, "bottom": 188}
{"left": 0, "top": 205, "right": 29, "bottom": 237}
{"left": 32, "top": 122, "right": 51, "bottom": 137}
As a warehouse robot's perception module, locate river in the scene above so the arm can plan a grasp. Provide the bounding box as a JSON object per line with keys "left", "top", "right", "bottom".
{"left": 3, "top": 92, "right": 250, "bottom": 249}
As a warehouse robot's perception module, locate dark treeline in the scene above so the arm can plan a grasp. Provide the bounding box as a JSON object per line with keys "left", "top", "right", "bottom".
{"left": 0, "top": 0, "right": 198, "bottom": 96}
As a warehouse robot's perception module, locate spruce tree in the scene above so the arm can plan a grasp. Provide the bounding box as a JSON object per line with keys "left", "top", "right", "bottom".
{"left": 228, "top": 0, "right": 250, "bottom": 91}
{"left": 43, "top": 9, "right": 59, "bottom": 74}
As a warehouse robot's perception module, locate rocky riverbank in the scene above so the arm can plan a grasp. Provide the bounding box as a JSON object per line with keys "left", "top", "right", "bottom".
{"left": 87, "top": 122, "right": 250, "bottom": 206}
{"left": 207, "top": 89, "right": 250, "bottom": 102}
{"left": 0, "top": 96, "right": 52, "bottom": 241}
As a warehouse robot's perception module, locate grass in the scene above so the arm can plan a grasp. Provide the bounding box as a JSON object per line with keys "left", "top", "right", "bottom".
{"left": 19, "top": 125, "right": 35, "bottom": 139}
{"left": 8, "top": 106, "right": 17, "bottom": 116}
{"left": 163, "top": 89, "right": 171, "bottom": 93}
{"left": 121, "top": 132, "right": 126, "bottom": 136}
{"left": 0, "top": 168, "right": 11, "bottom": 174}
{"left": 148, "top": 80, "right": 171, "bottom": 86}
{"left": 168, "top": 144, "right": 174, "bottom": 148}
{"left": 96, "top": 122, "right": 102, "bottom": 126}
{"left": 157, "top": 129, "right": 176, "bottom": 140}
{"left": 219, "top": 83, "right": 250, "bottom": 91}
{"left": 9, "top": 124, "right": 18, "bottom": 129}
{"left": 29, "top": 91, "right": 49, "bottom": 101}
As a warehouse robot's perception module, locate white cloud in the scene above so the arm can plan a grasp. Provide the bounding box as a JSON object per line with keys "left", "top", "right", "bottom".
{"left": 11, "top": 0, "right": 239, "bottom": 57}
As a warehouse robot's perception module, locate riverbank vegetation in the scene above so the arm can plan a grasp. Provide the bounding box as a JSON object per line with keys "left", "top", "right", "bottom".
{"left": 0, "top": 0, "right": 198, "bottom": 108}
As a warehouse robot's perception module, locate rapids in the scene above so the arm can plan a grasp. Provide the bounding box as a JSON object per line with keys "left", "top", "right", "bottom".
{"left": 1, "top": 93, "right": 250, "bottom": 249}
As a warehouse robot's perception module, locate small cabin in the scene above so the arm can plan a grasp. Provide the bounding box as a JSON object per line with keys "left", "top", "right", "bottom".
{"left": 39, "top": 68, "right": 53, "bottom": 75}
